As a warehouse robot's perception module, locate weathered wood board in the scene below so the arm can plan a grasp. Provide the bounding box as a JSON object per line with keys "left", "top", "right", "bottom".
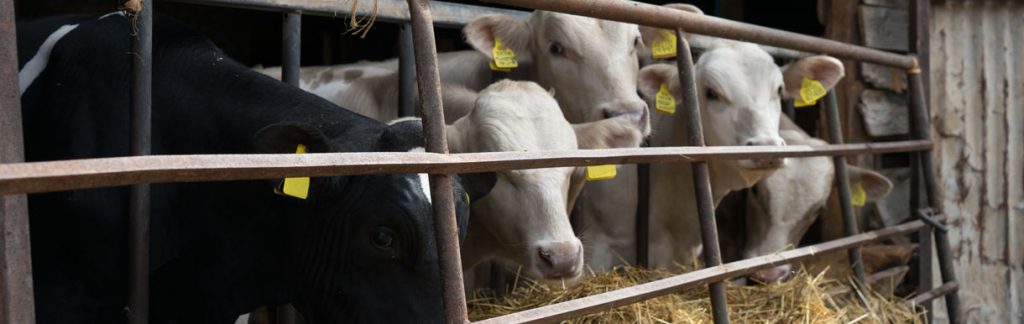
{"left": 858, "top": 89, "right": 909, "bottom": 137}
{"left": 859, "top": 5, "right": 909, "bottom": 52}
{"left": 860, "top": 62, "right": 907, "bottom": 92}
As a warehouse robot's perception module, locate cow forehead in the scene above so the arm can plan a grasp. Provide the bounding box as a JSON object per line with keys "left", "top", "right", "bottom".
{"left": 471, "top": 87, "right": 578, "bottom": 152}
{"left": 532, "top": 12, "right": 637, "bottom": 52}
{"left": 698, "top": 45, "right": 782, "bottom": 102}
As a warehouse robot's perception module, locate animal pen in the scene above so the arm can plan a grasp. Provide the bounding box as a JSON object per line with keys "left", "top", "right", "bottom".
{"left": 0, "top": 0, "right": 964, "bottom": 323}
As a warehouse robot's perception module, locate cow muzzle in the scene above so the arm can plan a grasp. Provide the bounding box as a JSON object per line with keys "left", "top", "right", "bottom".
{"left": 531, "top": 241, "right": 583, "bottom": 282}
{"left": 750, "top": 264, "right": 792, "bottom": 283}
{"left": 738, "top": 136, "right": 786, "bottom": 169}
{"left": 599, "top": 99, "right": 651, "bottom": 136}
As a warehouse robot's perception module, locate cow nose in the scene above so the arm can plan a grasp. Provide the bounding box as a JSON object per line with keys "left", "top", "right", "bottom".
{"left": 750, "top": 265, "right": 791, "bottom": 283}
{"left": 599, "top": 99, "right": 651, "bottom": 136}
{"left": 744, "top": 137, "right": 786, "bottom": 147}
{"left": 535, "top": 242, "right": 582, "bottom": 279}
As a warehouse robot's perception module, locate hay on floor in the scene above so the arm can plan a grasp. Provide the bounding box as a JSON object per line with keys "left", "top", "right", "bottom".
{"left": 468, "top": 266, "right": 922, "bottom": 323}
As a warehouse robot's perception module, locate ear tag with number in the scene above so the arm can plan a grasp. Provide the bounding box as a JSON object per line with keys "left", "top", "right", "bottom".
{"left": 490, "top": 38, "right": 518, "bottom": 71}
{"left": 655, "top": 83, "right": 676, "bottom": 115}
{"left": 850, "top": 181, "right": 867, "bottom": 207}
{"left": 793, "top": 77, "right": 827, "bottom": 108}
{"left": 586, "top": 165, "right": 617, "bottom": 181}
{"left": 651, "top": 30, "right": 677, "bottom": 59}
{"left": 274, "top": 144, "right": 310, "bottom": 200}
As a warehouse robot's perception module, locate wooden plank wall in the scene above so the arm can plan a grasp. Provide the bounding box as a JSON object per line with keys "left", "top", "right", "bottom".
{"left": 930, "top": 1, "right": 1024, "bottom": 322}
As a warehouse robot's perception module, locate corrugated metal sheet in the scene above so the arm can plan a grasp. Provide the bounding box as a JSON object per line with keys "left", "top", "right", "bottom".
{"left": 930, "top": 1, "right": 1023, "bottom": 322}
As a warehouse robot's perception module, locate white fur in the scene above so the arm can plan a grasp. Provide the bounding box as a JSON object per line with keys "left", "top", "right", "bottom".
{"left": 19, "top": 24, "right": 79, "bottom": 96}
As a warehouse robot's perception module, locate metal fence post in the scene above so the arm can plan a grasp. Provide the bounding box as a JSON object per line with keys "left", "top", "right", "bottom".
{"left": 635, "top": 163, "right": 650, "bottom": 268}
{"left": 676, "top": 31, "right": 729, "bottom": 324}
{"left": 405, "top": 0, "right": 469, "bottom": 322}
{"left": 276, "top": 10, "right": 303, "bottom": 324}
{"left": 821, "top": 92, "right": 867, "bottom": 286}
{"left": 127, "top": 0, "right": 154, "bottom": 323}
{"left": 907, "top": 0, "right": 933, "bottom": 322}
{"left": 398, "top": 23, "right": 416, "bottom": 118}
{"left": 0, "top": 0, "right": 37, "bottom": 322}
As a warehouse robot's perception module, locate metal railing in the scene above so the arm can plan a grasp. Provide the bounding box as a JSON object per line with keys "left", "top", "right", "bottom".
{"left": 0, "top": 0, "right": 962, "bottom": 323}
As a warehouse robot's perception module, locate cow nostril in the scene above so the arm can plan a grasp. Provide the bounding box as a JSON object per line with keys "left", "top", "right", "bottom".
{"left": 538, "top": 248, "right": 554, "bottom": 269}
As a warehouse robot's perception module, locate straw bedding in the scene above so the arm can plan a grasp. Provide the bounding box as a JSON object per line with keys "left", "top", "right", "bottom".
{"left": 468, "top": 266, "right": 921, "bottom": 323}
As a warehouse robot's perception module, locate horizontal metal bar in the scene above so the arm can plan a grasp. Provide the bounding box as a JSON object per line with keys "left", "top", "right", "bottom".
{"left": 482, "top": 0, "right": 916, "bottom": 68}
{"left": 0, "top": 141, "right": 930, "bottom": 195}
{"left": 475, "top": 219, "right": 931, "bottom": 324}
{"left": 905, "top": 282, "right": 959, "bottom": 308}
{"left": 916, "top": 209, "right": 949, "bottom": 233}
{"left": 161, "top": 0, "right": 530, "bottom": 28}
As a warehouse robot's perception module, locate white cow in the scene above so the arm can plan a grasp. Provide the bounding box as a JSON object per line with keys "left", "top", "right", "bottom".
{"left": 257, "top": 5, "right": 652, "bottom": 132}
{"left": 446, "top": 80, "right": 643, "bottom": 283}
{"left": 583, "top": 18, "right": 847, "bottom": 270}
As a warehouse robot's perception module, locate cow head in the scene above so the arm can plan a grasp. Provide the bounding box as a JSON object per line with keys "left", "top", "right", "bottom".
{"left": 447, "top": 81, "right": 643, "bottom": 284}
{"left": 464, "top": 9, "right": 651, "bottom": 135}
{"left": 638, "top": 54, "right": 843, "bottom": 172}
{"left": 253, "top": 121, "right": 494, "bottom": 322}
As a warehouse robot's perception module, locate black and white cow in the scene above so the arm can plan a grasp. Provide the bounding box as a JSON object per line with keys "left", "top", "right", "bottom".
{"left": 17, "top": 13, "right": 493, "bottom": 323}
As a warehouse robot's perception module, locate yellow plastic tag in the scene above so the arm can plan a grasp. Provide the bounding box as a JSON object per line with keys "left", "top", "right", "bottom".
{"left": 274, "top": 144, "right": 310, "bottom": 199}
{"left": 793, "top": 77, "right": 827, "bottom": 108}
{"left": 488, "top": 61, "right": 512, "bottom": 72}
{"left": 585, "top": 165, "right": 617, "bottom": 181}
{"left": 850, "top": 181, "right": 867, "bottom": 207}
{"left": 491, "top": 38, "right": 518, "bottom": 70}
{"left": 655, "top": 83, "right": 676, "bottom": 115}
{"left": 651, "top": 30, "right": 677, "bottom": 59}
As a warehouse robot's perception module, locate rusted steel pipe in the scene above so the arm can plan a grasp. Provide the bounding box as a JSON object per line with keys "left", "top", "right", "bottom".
{"left": 475, "top": 219, "right": 933, "bottom": 324}
{"left": 128, "top": 1, "right": 154, "bottom": 323}
{"left": 908, "top": 0, "right": 933, "bottom": 321}
{"left": 281, "top": 11, "right": 301, "bottom": 87}
{"left": 0, "top": 141, "right": 933, "bottom": 195}
{"left": 0, "top": 0, "right": 37, "bottom": 321}
{"left": 905, "top": 281, "right": 958, "bottom": 308}
{"left": 821, "top": 92, "right": 867, "bottom": 286}
{"left": 406, "top": 0, "right": 468, "bottom": 322}
{"left": 677, "top": 32, "right": 729, "bottom": 324}
{"left": 481, "top": 0, "right": 916, "bottom": 69}
{"left": 908, "top": 71, "right": 963, "bottom": 324}
{"left": 398, "top": 23, "right": 416, "bottom": 117}
{"left": 635, "top": 163, "right": 650, "bottom": 268}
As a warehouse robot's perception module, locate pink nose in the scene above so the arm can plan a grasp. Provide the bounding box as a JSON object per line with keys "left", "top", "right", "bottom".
{"left": 535, "top": 242, "right": 582, "bottom": 279}
{"left": 751, "top": 265, "right": 791, "bottom": 283}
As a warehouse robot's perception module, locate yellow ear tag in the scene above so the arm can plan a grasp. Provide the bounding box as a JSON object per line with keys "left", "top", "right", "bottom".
{"left": 274, "top": 144, "right": 310, "bottom": 200}
{"left": 651, "top": 30, "right": 677, "bottom": 59}
{"left": 585, "top": 165, "right": 617, "bottom": 181}
{"left": 793, "top": 77, "right": 827, "bottom": 108}
{"left": 488, "top": 61, "right": 512, "bottom": 72}
{"left": 850, "top": 181, "right": 867, "bottom": 207}
{"left": 655, "top": 83, "right": 676, "bottom": 115}
{"left": 490, "top": 38, "right": 518, "bottom": 70}
{"left": 464, "top": 192, "right": 471, "bottom": 205}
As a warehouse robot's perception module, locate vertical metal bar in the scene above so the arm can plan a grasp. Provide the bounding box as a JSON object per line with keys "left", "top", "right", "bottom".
{"left": 822, "top": 91, "right": 867, "bottom": 285}
{"left": 676, "top": 31, "right": 729, "bottom": 324}
{"left": 398, "top": 23, "right": 416, "bottom": 118}
{"left": 635, "top": 163, "right": 650, "bottom": 268}
{"left": 277, "top": 11, "right": 302, "bottom": 324}
{"left": 0, "top": 0, "right": 37, "bottom": 322}
{"left": 908, "top": 71, "right": 962, "bottom": 324}
{"left": 128, "top": 1, "right": 153, "bottom": 323}
{"left": 908, "top": 0, "right": 933, "bottom": 322}
{"left": 406, "top": 0, "right": 467, "bottom": 322}
{"left": 281, "top": 11, "right": 301, "bottom": 87}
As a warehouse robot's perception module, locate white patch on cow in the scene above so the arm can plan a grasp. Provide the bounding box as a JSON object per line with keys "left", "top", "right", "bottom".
{"left": 234, "top": 313, "right": 250, "bottom": 324}
{"left": 19, "top": 24, "right": 80, "bottom": 96}
{"left": 387, "top": 116, "right": 421, "bottom": 126}
{"left": 407, "top": 147, "right": 432, "bottom": 204}
{"left": 98, "top": 11, "right": 125, "bottom": 20}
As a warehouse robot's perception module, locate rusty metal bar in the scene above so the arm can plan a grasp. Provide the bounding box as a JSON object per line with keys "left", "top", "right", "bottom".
{"left": 481, "top": 0, "right": 916, "bottom": 69}
{"left": 916, "top": 209, "right": 949, "bottom": 233}
{"left": 406, "top": 0, "right": 467, "bottom": 322}
{"left": 127, "top": 1, "right": 154, "bottom": 323}
{"left": 908, "top": 0, "right": 933, "bottom": 322}
{"left": 276, "top": 10, "right": 302, "bottom": 324}
{"left": 398, "top": 23, "right": 416, "bottom": 117}
{"left": 0, "top": 140, "right": 933, "bottom": 195}
{"left": 475, "top": 219, "right": 932, "bottom": 324}
{"left": 635, "top": 163, "right": 650, "bottom": 268}
{"left": 908, "top": 70, "right": 963, "bottom": 324}
{"left": 821, "top": 92, "right": 867, "bottom": 286}
{"left": 677, "top": 32, "right": 729, "bottom": 324}
{"left": 905, "top": 281, "right": 959, "bottom": 308}
{"left": 0, "top": 0, "right": 37, "bottom": 322}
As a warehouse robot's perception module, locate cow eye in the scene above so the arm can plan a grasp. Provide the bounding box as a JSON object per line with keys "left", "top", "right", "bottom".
{"left": 548, "top": 42, "right": 565, "bottom": 56}
{"left": 633, "top": 36, "right": 641, "bottom": 49}
{"left": 705, "top": 88, "right": 720, "bottom": 101}
{"left": 777, "top": 86, "right": 784, "bottom": 98}
{"left": 371, "top": 227, "right": 395, "bottom": 250}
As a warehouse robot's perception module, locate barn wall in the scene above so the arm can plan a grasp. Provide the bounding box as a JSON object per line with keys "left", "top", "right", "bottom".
{"left": 929, "top": 1, "right": 1023, "bottom": 322}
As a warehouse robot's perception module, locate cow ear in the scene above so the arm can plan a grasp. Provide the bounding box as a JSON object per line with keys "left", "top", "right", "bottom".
{"left": 573, "top": 117, "right": 644, "bottom": 149}
{"left": 637, "top": 63, "right": 680, "bottom": 100}
{"left": 464, "top": 14, "right": 532, "bottom": 61}
{"left": 458, "top": 172, "right": 498, "bottom": 203}
{"left": 253, "top": 122, "right": 333, "bottom": 154}
{"left": 847, "top": 165, "right": 893, "bottom": 201}
{"left": 566, "top": 167, "right": 587, "bottom": 212}
{"left": 781, "top": 55, "right": 845, "bottom": 98}
{"left": 639, "top": 4, "right": 703, "bottom": 49}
